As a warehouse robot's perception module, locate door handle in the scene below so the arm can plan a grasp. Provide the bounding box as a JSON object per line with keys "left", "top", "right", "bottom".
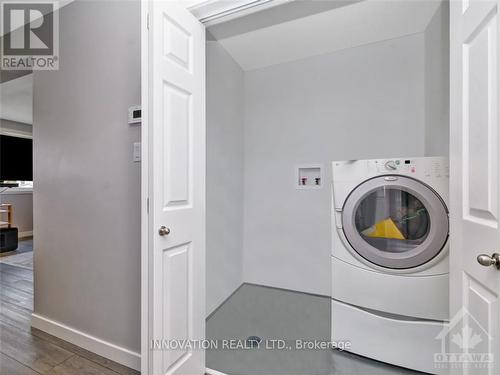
{"left": 158, "top": 226, "right": 171, "bottom": 236}
{"left": 477, "top": 253, "right": 500, "bottom": 269}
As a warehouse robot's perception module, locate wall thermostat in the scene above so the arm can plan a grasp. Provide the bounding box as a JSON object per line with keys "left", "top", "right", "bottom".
{"left": 128, "top": 105, "right": 142, "bottom": 124}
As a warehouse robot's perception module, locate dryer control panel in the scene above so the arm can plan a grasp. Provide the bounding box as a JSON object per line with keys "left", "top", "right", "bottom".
{"left": 375, "top": 158, "right": 449, "bottom": 178}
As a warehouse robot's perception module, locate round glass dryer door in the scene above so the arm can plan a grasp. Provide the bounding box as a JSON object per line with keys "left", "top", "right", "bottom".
{"left": 342, "top": 175, "right": 449, "bottom": 269}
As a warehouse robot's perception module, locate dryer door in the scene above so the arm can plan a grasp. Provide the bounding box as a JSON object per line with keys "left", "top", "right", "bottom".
{"left": 342, "top": 175, "right": 449, "bottom": 269}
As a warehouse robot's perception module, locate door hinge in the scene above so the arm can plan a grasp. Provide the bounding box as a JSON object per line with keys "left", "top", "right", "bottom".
{"left": 147, "top": 13, "right": 150, "bottom": 30}
{"left": 147, "top": 197, "right": 149, "bottom": 213}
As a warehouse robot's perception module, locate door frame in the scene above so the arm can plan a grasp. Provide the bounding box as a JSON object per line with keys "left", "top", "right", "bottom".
{"left": 139, "top": 0, "right": 500, "bottom": 372}
{"left": 140, "top": 1, "right": 151, "bottom": 373}
{"left": 188, "top": 0, "right": 289, "bottom": 26}
{"left": 140, "top": 0, "right": 458, "bottom": 372}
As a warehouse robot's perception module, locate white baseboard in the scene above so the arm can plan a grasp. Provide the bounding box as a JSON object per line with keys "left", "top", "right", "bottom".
{"left": 18, "top": 231, "right": 33, "bottom": 239}
{"left": 31, "top": 313, "right": 141, "bottom": 371}
{"left": 206, "top": 368, "right": 229, "bottom": 375}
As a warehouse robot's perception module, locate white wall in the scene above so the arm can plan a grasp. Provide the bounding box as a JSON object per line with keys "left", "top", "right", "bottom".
{"left": 424, "top": 1, "right": 450, "bottom": 157}
{"left": 33, "top": 0, "right": 141, "bottom": 365}
{"left": 242, "top": 34, "right": 427, "bottom": 296}
{"left": 206, "top": 37, "right": 245, "bottom": 315}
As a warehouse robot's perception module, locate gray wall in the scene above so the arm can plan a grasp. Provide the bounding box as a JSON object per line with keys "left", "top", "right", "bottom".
{"left": 424, "top": 1, "right": 450, "bottom": 157}
{"left": 33, "top": 0, "right": 141, "bottom": 354}
{"left": 0, "top": 191, "right": 33, "bottom": 234}
{"left": 242, "top": 34, "right": 427, "bottom": 296}
{"left": 206, "top": 38, "right": 245, "bottom": 316}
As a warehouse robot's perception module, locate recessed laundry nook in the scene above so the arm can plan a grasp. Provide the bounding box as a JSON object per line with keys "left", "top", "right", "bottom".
{"left": 203, "top": 0, "right": 450, "bottom": 374}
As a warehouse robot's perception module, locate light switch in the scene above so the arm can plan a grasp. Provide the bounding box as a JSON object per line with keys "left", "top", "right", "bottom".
{"left": 133, "top": 142, "right": 141, "bottom": 162}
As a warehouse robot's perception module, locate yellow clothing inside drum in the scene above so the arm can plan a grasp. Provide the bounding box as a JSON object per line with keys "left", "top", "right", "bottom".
{"left": 361, "top": 218, "right": 405, "bottom": 240}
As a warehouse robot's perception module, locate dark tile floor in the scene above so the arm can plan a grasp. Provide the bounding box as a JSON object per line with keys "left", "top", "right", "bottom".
{"left": 206, "top": 284, "right": 426, "bottom": 375}
{"left": 0, "top": 240, "right": 140, "bottom": 375}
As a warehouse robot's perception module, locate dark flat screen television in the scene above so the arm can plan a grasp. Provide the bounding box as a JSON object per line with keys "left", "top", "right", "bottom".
{"left": 0, "top": 135, "right": 33, "bottom": 181}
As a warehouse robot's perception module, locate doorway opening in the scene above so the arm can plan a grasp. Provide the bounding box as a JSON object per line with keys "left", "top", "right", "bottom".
{"left": 202, "top": 0, "right": 450, "bottom": 374}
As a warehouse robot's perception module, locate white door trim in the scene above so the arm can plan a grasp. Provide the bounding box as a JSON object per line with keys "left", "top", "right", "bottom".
{"left": 188, "top": 0, "right": 290, "bottom": 26}
{"left": 140, "top": 0, "right": 151, "bottom": 373}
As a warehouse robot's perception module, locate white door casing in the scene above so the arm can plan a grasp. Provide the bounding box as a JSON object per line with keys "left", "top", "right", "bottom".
{"left": 142, "top": 1, "right": 206, "bottom": 374}
{"left": 450, "top": 0, "right": 500, "bottom": 374}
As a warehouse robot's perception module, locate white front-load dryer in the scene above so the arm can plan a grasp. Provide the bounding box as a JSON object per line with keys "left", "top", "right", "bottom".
{"left": 331, "top": 157, "right": 449, "bottom": 375}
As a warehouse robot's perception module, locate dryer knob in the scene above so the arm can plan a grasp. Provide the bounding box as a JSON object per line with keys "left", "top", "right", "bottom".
{"left": 385, "top": 161, "right": 397, "bottom": 170}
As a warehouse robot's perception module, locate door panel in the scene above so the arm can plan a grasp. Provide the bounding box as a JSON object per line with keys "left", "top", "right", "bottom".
{"left": 162, "top": 243, "right": 192, "bottom": 371}
{"left": 450, "top": 1, "right": 500, "bottom": 374}
{"left": 162, "top": 82, "right": 192, "bottom": 207}
{"left": 146, "top": 2, "right": 205, "bottom": 375}
{"left": 460, "top": 272, "right": 497, "bottom": 375}
{"left": 463, "top": 7, "right": 498, "bottom": 225}
{"left": 164, "top": 15, "right": 193, "bottom": 72}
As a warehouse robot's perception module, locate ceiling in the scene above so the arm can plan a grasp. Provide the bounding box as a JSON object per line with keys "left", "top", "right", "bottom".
{"left": 210, "top": 0, "right": 442, "bottom": 71}
{"left": 0, "top": 73, "right": 33, "bottom": 125}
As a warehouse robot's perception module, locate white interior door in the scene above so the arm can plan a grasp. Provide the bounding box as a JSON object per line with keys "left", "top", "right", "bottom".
{"left": 450, "top": 1, "right": 500, "bottom": 374}
{"left": 143, "top": 1, "right": 206, "bottom": 374}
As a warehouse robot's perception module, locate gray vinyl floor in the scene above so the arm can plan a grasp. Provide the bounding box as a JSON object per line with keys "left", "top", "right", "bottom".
{"left": 0, "top": 239, "right": 139, "bottom": 375}
{"left": 206, "top": 284, "right": 425, "bottom": 375}
{"left": 0, "top": 240, "right": 427, "bottom": 374}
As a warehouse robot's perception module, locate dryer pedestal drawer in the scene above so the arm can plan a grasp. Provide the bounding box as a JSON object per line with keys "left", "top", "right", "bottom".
{"left": 332, "top": 299, "right": 449, "bottom": 375}
{"left": 332, "top": 256, "right": 449, "bottom": 320}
